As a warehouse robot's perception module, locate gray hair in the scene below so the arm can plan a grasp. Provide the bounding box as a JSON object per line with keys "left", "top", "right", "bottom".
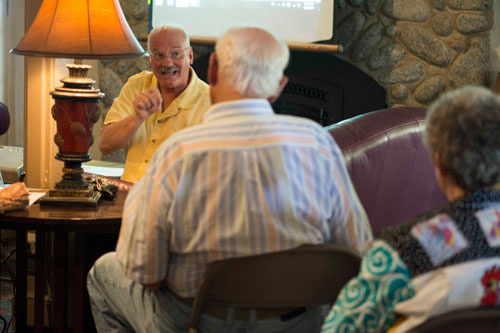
{"left": 148, "top": 24, "right": 190, "bottom": 52}
{"left": 215, "top": 26, "right": 290, "bottom": 99}
{"left": 424, "top": 85, "right": 500, "bottom": 191}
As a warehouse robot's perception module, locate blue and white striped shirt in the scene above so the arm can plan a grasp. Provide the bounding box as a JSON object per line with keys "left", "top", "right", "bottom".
{"left": 116, "top": 99, "right": 373, "bottom": 297}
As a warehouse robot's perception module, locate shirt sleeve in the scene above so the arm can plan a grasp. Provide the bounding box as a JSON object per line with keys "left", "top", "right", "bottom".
{"left": 103, "top": 79, "right": 136, "bottom": 125}
{"left": 326, "top": 137, "right": 373, "bottom": 254}
{"left": 115, "top": 147, "right": 176, "bottom": 284}
{"left": 321, "top": 240, "right": 415, "bottom": 333}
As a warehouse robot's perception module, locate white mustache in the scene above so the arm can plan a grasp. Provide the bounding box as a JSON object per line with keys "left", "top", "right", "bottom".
{"left": 160, "top": 66, "right": 179, "bottom": 75}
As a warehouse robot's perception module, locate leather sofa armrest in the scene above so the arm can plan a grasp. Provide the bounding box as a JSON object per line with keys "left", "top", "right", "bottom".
{"left": 327, "top": 107, "right": 447, "bottom": 234}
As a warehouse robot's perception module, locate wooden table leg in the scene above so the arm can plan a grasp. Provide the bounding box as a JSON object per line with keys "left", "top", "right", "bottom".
{"left": 15, "top": 230, "right": 27, "bottom": 332}
{"left": 34, "top": 230, "right": 45, "bottom": 333}
{"left": 73, "top": 232, "right": 84, "bottom": 333}
{"left": 53, "top": 232, "right": 68, "bottom": 333}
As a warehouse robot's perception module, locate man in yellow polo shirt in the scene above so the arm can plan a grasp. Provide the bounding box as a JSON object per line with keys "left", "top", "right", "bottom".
{"left": 99, "top": 24, "right": 210, "bottom": 183}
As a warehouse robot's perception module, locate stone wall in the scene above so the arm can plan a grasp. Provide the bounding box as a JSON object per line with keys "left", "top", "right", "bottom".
{"left": 336, "top": 0, "right": 493, "bottom": 106}
{"left": 102, "top": 0, "right": 495, "bottom": 111}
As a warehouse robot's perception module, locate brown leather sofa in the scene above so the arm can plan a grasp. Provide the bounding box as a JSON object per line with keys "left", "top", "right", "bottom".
{"left": 326, "top": 107, "right": 447, "bottom": 235}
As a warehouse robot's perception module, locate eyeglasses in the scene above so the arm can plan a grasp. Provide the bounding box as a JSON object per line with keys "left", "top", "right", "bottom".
{"left": 150, "top": 47, "right": 188, "bottom": 61}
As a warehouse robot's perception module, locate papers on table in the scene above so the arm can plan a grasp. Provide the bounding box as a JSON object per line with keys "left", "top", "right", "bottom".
{"left": 28, "top": 189, "right": 47, "bottom": 206}
{"left": 0, "top": 186, "right": 46, "bottom": 213}
{"left": 82, "top": 165, "right": 124, "bottom": 178}
{"left": 82, "top": 161, "right": 124, "bottom": 178}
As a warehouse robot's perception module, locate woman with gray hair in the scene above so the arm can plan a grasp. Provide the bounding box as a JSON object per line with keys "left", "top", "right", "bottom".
{"left": 424, "top": 86, "right": 500, "bottom": 195}
{"left": 322, "top": 85, "right": 500, "bottom": 333}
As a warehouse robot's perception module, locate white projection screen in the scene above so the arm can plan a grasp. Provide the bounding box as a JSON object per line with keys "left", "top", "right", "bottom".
{"left": 150, "top": 0, "right": 334, "bottom": 43}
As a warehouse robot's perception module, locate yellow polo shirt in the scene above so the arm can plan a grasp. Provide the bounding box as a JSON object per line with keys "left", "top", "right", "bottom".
{"left": 104, "top": 68, "right": 211, "bottom": 183}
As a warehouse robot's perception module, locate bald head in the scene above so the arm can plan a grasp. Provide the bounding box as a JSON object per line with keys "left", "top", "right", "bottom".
{"left": 213, "top": 26, "right": 289, "bottom": 99}
{"left": 147, "top": 24, "right": 190, "bottom": 52}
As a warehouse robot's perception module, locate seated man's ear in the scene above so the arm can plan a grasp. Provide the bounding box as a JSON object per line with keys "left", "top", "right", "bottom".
{"left": 207, "top": 52, "right": 218, "bottom": 86}
{"left": 268, "top": 75, "right": 289, "bottom": 104}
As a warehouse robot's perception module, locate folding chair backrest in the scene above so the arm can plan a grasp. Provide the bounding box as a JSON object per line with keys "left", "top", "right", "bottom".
{"left": 187, "top": 243, "right": 361, "bottom": 331}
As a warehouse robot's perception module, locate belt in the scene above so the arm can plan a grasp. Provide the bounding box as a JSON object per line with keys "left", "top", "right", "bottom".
{"left": 173, "top": 293, "right": 306, "bottom": 321}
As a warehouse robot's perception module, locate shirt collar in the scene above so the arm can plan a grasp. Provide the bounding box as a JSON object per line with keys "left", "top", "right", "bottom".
{"left": 152, "top": 67, "right": 203, "bottom": 110}
{"left": 203, "top": 99, "right": 274, "bottom": 123}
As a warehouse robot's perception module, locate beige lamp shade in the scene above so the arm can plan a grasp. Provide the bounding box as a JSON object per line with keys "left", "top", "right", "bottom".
{"left": 11, "top": 0, "right": 146, "bottom": 59}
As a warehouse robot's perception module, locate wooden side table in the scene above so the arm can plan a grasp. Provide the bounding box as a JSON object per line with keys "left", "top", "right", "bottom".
{"left": 0, "top": 190, "right": 125, "bottom": 333}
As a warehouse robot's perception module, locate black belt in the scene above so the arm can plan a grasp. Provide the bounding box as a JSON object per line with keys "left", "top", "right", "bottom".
{"left": 280, "top": 307, "right": 307, "bottom": 321}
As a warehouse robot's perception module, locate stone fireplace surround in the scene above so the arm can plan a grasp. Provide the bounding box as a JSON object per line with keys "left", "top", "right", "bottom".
{"left": 96, "top": 0, "right": 494, "bottom": 162}
{"left": 335, "top": 0, "right": 493, "bottom": 107}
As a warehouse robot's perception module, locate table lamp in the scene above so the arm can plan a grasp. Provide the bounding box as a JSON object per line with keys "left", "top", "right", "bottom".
{"left": 11, "top": 0, "right": 146, "bottom": 206}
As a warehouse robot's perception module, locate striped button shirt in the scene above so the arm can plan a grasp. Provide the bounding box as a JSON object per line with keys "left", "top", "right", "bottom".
{"left": 116, "top": 99, "right": 373, "bottom": 297}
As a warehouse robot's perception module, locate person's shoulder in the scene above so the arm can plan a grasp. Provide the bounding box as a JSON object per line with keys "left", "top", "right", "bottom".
{"left": 196, "top": 81, "right": 210, "bottom": 98}
{"left": 378, "top": 212, "right": 433, "bottom": 241}
{"left": 275, "top": 114, "right": 336, "bottom": 144}
{"left": 185, "top": 72, "right": 210, "bottom": 109}
{"left": 153, "top": 121, "right": 208, "bottom": 161}
{"left": 190, "top": 70, "right": 210, "bottom": 92}
{"left": 274, "top": 113, "right": 325, "bottom": 130}
{"left": 125, "top": 70, "right": 154, "bottom": 85}
{"left": 377, "top": 205, "right": 451, "bottom": 261}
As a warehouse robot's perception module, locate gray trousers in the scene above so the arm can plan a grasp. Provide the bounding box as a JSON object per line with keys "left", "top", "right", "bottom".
{"left": 87, "top": 252, "right": 328, "bottom": 332}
